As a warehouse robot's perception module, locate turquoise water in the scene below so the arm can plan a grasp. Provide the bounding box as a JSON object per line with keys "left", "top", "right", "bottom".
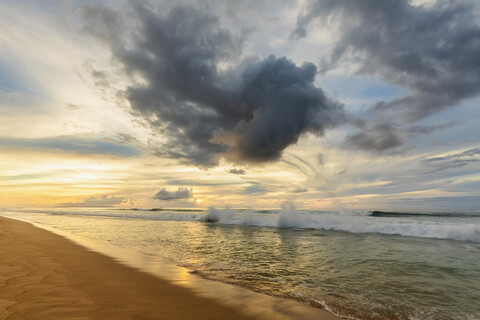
{"left": 3, "top": 207, "right": 480, "bottom": 320}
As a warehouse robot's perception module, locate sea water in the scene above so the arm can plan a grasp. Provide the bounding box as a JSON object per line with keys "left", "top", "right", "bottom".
{"left": 2, "top": 205, "right": 480, "bottom": 320}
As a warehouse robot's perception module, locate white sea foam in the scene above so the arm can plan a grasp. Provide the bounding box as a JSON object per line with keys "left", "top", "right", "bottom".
{"left": 4, "top": 206, "right": 480, "bottom": 242}
{"left": 194, "top": 205, "right": 480, "bottom": 242}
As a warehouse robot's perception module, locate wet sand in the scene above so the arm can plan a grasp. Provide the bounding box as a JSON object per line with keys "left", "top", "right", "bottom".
{"left": 0, "top": 216, "right": 259, "bottom": 319}
{"left": 0, "top": 216, "right": 340, "bottom": 320}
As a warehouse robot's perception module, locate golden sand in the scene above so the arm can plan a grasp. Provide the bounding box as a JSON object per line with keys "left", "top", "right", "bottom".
{"left": 0, "top": 216, "right": 340, "bottom": 320}
{"left": 0, "top": 216, "right": 261, "bottom": 320}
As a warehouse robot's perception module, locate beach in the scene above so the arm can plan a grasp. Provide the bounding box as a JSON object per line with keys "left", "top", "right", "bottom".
{"left": 2, "top": 208, "right": 480, "bottom": 319}
{"left": 0, "top": 216, "right": 256, "bottom": 319}
{"left": 0, "top": 215, "right": 341, "bottom": 320}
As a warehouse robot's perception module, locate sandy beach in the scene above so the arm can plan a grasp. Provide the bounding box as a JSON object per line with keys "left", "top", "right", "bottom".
{"left": 0, "top": 216, "right": 343, "bottom": 320}
{"left": 0, "top": 216, "right": 259, "bottom": 320}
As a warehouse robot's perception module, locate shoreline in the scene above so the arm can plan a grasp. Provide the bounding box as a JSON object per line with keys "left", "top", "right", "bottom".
{"left": 0, "top": 215, "right": 340, "bottom": 320}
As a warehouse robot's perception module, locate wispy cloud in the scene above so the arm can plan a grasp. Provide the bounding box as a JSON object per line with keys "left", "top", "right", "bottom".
{"left": 244, "top": 184, "right": 269, "bottom": 194}
{"left": 0, "top": 135, "right": 141, "bottom": 157}
{"left": 423, "top": 147, "right": 480, "bottom": 172}
{"left": 59, "top": 195, "right": 128, "bottom": 207}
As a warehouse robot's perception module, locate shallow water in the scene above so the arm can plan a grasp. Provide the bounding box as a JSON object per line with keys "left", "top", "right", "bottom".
{"left": 3, "top": 207, "right": 480, "bottom": 320}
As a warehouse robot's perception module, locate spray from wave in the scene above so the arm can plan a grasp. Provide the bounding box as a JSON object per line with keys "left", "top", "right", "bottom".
{"left": 3, "top": 204, "right": 480, "bottom": 242}
{"left": 199, "top": 203, "right": 480, "bottom": 242}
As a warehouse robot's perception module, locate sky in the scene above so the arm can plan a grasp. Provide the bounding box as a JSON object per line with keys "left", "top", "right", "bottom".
{"left": 1, "top": 0, "right": 480, "bottom": 211}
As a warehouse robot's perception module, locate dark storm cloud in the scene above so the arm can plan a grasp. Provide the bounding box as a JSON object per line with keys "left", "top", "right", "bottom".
{"left": 81, "top": 3, "right": 345, "bottom": 166}
{"left": 293, "top": 0, "right": 480, "bottom": 122}
{"left": 153, "top": 187, "right": 193, "bottom": 201}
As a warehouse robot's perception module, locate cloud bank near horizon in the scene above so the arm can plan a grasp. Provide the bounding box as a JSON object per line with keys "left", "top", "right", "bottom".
{"left": 59, "top": 195, "right": 128, "bottom": 207}
{"left": 154, "top": 187, "right": 194, "bottom": 201}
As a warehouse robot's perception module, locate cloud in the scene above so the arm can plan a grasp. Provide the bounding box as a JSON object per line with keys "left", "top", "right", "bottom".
{"left": 292, "top": 187, "right": 308, "bottom": 193}
{"left": 316, "top": 153, "right": 324, "bottom": 165}
{"left": 405, "top": 122, "right": 456, "bottom": 135}
{"left": 59, "top": 195, "right": 127, "bottom": 207}
{"left": 244, "top": 184, "right": 268, "bottom": 194}
{"left": 426, "top": 148, "right": 480, "bottom": 162}
{"left": 167, "top": 178, "right": 241, "bottom": 186}
{"left": 227, "top": 168, "right": 246, "bottom": 175}
{"left": 153, "top": 187, "right": 193, "bottom": 201}
{"left": 0, "top": 135, "right": 141, "bottom": 157}
{"left": 81, "top": 3, "right": 345, "bottom": 166}
{"left": 345, "top": 118, "right": 456, "bottom": 154}
{"left": 345, "top": 122, "right": 403, "bottom": 152}
{"left": 423, "top": 147, "right": 480, "bottom": 172}
{"left": 293, "top": 0, "right": 480, "bottom": 122}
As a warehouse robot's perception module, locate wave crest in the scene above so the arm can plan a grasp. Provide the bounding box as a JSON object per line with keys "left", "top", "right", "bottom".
{"left": 3, "top": 205, "right": 480, "bottom": 242}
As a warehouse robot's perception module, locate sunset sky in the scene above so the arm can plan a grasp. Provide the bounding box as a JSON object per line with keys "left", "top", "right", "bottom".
{"left": 1, "top": 0, "right": 480, "bottom": 211}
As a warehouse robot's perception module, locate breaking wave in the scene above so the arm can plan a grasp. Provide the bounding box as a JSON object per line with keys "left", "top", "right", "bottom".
{"left": 3, "top": 205, "right": 480, "bottom": 242}
{"left": 198, "top": 205, "right": 480, "bottom": 243}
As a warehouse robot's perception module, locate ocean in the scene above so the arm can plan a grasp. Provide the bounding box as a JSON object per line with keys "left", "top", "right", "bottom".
{"left": 2, "top": 205, "right": 480, "bottom": 320}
